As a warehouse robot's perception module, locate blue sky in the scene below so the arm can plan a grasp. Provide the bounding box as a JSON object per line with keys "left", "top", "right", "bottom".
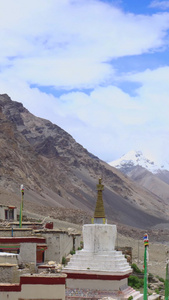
{"left": 1, "top": 0, "right": 169, "bottom": 164}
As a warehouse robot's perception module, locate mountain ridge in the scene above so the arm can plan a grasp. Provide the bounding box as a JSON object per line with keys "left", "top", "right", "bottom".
{"left": 0, "top": 94, "right": 169, "bottom": 229}
{"left": 109, "top": 150, "right": 169, "bottom": 174}
{"left": 109, "top": 150, "right": 169, "bottom": 207}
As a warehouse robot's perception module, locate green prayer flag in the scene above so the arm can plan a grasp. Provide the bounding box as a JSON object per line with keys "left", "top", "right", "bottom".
{"left": 165, "top": 262, "right": 169, "bottom": 300}
{"left": 144, "top": 245, "right": 147, "bottom": 300}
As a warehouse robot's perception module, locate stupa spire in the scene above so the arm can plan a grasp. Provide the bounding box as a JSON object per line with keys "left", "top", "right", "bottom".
{"left": 94, "top": 178, "right": 106, "bottom": 223}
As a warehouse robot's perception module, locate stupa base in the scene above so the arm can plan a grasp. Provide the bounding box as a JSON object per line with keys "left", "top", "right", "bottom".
{"left": 66, "top": 286, "right": 143, "bottom": 300}
{"left": 65, "top": 270, "right": 130, "bottom": 291}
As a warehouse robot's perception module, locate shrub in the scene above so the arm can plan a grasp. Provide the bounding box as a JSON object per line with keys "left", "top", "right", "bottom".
{"left": 128, "top": 275, "right": 144, "bottom": 289}
{"left": 128, "top": 296, "right": 133, "bottom": 300}
{"left": 128, "top": 275, "right": 139, "bottom": 287}
{"left": 70, "top": 250, "right": 75, "bottom": 255}
{"left": 131, "top": 263, "right": 142, "bottom": 274}
{"left": 62, "top": 256, "right": 66, "bottom": 265}
{"left": 156, "top": 275, "right": 164, "bottom": 283}
{"left": 148, "top": 273, "right": 154, "bottom": 282}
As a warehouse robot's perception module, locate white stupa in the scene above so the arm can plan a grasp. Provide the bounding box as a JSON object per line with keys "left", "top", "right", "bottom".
{"left": 63, "top": 179, "right": 143, "bottom": 300}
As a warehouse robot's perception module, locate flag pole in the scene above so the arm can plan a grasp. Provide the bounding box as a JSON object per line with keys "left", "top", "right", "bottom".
{"left": 19, "top": 184, "right": 24, "bottom": 228}
{"left": 165, "top": 258, "right": 169, "bottom": 300}
{"left": 143, "top": 233, "right": 149, "bottom": 300}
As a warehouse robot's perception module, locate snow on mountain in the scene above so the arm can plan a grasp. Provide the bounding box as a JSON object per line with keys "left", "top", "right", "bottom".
{"left": 109, "top": 150, "right": 169, "bottom": 174}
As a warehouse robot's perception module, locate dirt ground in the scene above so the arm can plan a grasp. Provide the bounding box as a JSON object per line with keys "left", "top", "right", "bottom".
{"left": 117, "top": 232, "right": 168, "bottom": 279}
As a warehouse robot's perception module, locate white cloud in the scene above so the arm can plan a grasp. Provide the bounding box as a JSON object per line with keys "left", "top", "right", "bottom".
{"left": 57, "top": 67, "right": 169, "bottom": 162}
{"left": 2, "top": 58, "right": 113, "bottom": 89}
{"left": 1, "top": 0, "right": 169, "bottom": 89}
{"left": 1, "top": 1, "right": 169, "bottom": 162}
{"left": 126, "top": 66, "right": 169, "bottom": 122}
{"left": 150, "top": 1, "right": 169, "bottom": 9}
{"left": 1, "top": 70, "right": 169, "bottom": 162}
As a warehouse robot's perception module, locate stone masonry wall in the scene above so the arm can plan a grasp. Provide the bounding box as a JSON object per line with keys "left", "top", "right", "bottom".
{"left": 20, "top": 243, "right": 36, "bottom": 264}
{"left": 42, "top": 232, "right": 61, "bottom": 262}
{"left": 0, "top": 265, "right": 19, "bottom": 283}
{"left": 0, "top": 229, "right": 32, "bottom": 237}
{"left": 74, "top": 234, "right": 82, "bottom": 250}
{"left": 59, "top": 233, "right": 73, "bottom": 262}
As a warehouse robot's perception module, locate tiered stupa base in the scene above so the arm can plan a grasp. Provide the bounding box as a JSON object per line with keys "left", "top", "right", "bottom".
{"left": 63, "top": 224, "right": 142, "bottom": 299}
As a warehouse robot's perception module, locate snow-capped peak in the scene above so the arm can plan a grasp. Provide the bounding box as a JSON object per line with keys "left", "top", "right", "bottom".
{"left": 109, "top": 150, "right": 169, "bottom": 174}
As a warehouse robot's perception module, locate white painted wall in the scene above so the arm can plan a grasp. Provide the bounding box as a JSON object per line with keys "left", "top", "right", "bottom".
{"left": 0, "top": 283, "right": 65, "bottom": 300}
{"left": 21, "top": 283, "right": 65, "bottom": 299}
{"left": 13, "top": 209, "right": 17, "bottom": 221}
{"left": 83, "top": 224, "right": 117, "bottom": 252}
{"left": 0, "top": 253, "right": 18, "bottom": 264}
{"left": 67, "top": 278, "right": 127, "bottom": 290}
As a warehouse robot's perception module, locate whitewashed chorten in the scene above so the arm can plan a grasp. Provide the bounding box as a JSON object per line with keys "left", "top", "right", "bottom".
{"left": 63, "top": 179, "right": 142, "bottom": 300}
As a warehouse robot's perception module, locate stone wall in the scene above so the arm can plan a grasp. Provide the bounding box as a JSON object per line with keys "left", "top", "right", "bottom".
{"left": 0, "top": 207, "right": 5, "bottom": 220}
{"left": 60, "top": 233, "right": 73, "bottom": 262}
{"left": 42, "top": 232, "right": 61, "bottom": 262}
{"left": 20, "top": 243, "right": 36, "bottom": 264}
{"left": 0, "top": 264, "right": 19, "bottom": 283}
{"left": 0, "top": 228, "right": 33, "bottom": 237}
{"left": 74, "top": 234, "right": 82, "bottom": 250}
{"left": 13, "top": 209, "right": 17, "bottom": 221}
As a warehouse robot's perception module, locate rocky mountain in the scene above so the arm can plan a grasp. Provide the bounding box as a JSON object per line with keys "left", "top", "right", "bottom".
{"left": 109, "top": 150, "right": 169, "bottom": 207}
{"left": 0, "top": 94, "right": 169, "bottom": 229}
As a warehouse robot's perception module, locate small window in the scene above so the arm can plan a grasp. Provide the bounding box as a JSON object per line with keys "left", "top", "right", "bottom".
{"left": 5, "top": 209, "right": 8, "bottom": 220}
{"left": 9, "top": 209, "right": 14, "bottom": 220}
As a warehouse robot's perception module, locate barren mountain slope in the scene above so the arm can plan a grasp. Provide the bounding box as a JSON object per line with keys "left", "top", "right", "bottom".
{"left": 0, "top": 94, "right": 169, "bottom": 229}
{"left": 127, "top": 166, "right": 169, "bottom": 205}
{"left": 156, "top": 169, "right": 169, "bottom": 185}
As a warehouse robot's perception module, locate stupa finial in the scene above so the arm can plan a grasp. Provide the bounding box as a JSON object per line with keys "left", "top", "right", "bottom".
{"left": 93, "top": 178, "right": 105, "bottom": 223}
